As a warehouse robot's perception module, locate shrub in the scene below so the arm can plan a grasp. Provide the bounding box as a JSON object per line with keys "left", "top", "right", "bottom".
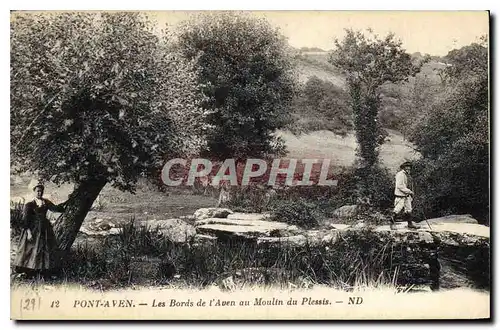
{"left": 269, "top": 199, "right": 322, "bottom": 229}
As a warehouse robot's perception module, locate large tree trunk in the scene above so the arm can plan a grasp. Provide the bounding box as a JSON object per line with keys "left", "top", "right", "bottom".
{"left": 54, "top": 176, "right": 107, "bottom": 252}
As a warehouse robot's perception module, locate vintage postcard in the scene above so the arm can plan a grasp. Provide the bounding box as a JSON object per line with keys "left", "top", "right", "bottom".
{"left": 9, "top": 10, "right": 490, "bottom": 320}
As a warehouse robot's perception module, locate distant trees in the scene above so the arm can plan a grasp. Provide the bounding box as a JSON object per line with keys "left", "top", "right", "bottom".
{"left": 291, "top": 76, "right": 351, "bottom": 134}
{"left": 11, "top": 12, "right": 208, "bottom": 251}
{"left": 329, "top": 29, "right": 424, "bottom": 169}
{"left": 176, "top": 12, "right": 297, "bottom": 160}
{"left": 409, "top": 38, "right": 489, "bottom": 223}
{"left": 303, "top": 77, "right": 350, "bottom": 124}
{"left": 299, "top": 47, "right": 327, "bottom": 52}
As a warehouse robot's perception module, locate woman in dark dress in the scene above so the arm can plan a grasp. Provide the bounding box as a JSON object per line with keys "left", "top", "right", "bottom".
{"left": 13, "top": 183, "right": 67, "bottom": 277}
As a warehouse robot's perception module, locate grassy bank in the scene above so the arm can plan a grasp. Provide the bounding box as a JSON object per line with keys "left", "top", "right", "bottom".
{"left": 12, "top": 219, "right": 436, "bottom": 292}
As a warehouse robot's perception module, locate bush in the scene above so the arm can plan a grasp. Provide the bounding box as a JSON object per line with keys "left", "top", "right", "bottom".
{"left": 320, "top": 165, "right": 393, "bottom": 211}
{"left": 269, "top": 199, "right": 322, "bottom": 229}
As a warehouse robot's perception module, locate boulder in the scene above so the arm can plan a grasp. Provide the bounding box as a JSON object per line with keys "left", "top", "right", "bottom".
{"left": 429, "top": 227, "right": 489, "bottom": 245}
{"left": 257, "top": 235, "right": 308, "bottom": 248}
{"left": 179, "top": 215, "right": 196, "bottom": 222}
{"left": 343, "top": 226, "right": 436, "bottom": 245}
{"left": 79, "top": 226, "right": 121, "bottom": 236}
{"left": 89, "top": 220, "right": 112, "bottom": 231}
{"left": 257, "top": 230, "right": 339, "bottom": 248}
{"left": 352, "top": 221, "right": 367, "bottom": 229}
{"left": 140, "top": 219, "right": 196, "bottom": 243}
{"left": 193, "top": 208, "right": 233, "bottom": 220}
{"left": 79, "top": 217, "right": 120, "bottom": 236}
{"left": 303, "top": 230, "right": 339, "bottom": 244}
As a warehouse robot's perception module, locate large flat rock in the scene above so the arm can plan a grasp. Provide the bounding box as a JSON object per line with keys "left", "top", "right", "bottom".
{"left": 196, "top": 220, "right": 301, "bottom": 239}
{"left": 426, "top": 214, "right": 479, "bottom": 225}
{"left": 352, "top": 222, "right": 489, "bottom": 239}
{"left": 257, "top": 235, "right": 308, "bottom": 247}
{"left": 329, "top": 224, "right": 351, "bottom": 230}
{"left": 257, "top": 231, "right": 339, "bottom": 247}
{"left": 196, "top": 218, "right": 292, "bottom": 229}
{"left": 227, "top": 212, "right": 271, "bottom": 221}
{"left": 426, "top": 223, "right": 489, "bottom": 238}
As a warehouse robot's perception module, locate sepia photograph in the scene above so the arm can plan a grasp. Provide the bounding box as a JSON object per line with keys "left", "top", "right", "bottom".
{"left": 8, "top": 9, "right": 490, "bottom": 320}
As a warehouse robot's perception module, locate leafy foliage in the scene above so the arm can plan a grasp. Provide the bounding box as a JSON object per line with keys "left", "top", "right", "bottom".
{"left": 288, "top": 76, "right": 351, "bottom": 135}
{"left": 408, "top": 39, "right": 489, "bottom": 223}
{"left": 176, "top": 12, "right": 297, "bottom": 160}
{"left": 11, "top": 12, "right": 209, "bottom": 192}
{"left": 329, "top": 29, "right": 424, "bottom": 168}
{"left": 383, "top": 72, "right": 445, "bottom": 135}
{"left": 269, "top": 199, "right": 322, "bottom": 229}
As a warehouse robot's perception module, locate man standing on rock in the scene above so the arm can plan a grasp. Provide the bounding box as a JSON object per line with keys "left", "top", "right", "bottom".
{"left": 390, "top": 161, "right": 418, "bottom": 230}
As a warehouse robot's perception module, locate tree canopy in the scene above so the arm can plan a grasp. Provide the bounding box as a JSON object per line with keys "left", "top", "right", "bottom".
{"left": 11, "top": 12, "right": 209, "bottom": 193}
{"left": 409, "top": 39, "right": 489, "bottom": 223}
{"left": 176, "top": 12, "right": 297, "bottom": 160}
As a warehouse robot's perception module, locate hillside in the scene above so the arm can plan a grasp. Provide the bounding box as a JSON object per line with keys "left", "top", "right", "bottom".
{"left": 293, "top": 49, "right": 447, "bottom": 89}
{"left": 277, "top": 129, "right": 419, "bottom": 172}
{"left": 290, "top": 49, "right": 448, "bottom": 133}
{"left": 293, "top": 51, "right": 345, "bottom": 87}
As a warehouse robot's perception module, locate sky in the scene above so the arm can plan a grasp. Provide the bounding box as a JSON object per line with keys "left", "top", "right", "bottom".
{"left": 147, "top": 10, "right": 489, "bottom": 56}
{"left": 11, "top": 10, "right": 489, "bottom": 56}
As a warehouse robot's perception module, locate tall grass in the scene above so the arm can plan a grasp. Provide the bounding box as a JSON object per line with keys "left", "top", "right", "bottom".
{"left": 26, "top": 219, "right": 437, "bottom": 291}
{"left": 10, "top": 201, "right": 24, "bottom": 236}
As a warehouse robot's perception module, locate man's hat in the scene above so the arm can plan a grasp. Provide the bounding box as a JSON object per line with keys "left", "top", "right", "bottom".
{"left": 400, "top": 161, "right": 412, "bottom": 169}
